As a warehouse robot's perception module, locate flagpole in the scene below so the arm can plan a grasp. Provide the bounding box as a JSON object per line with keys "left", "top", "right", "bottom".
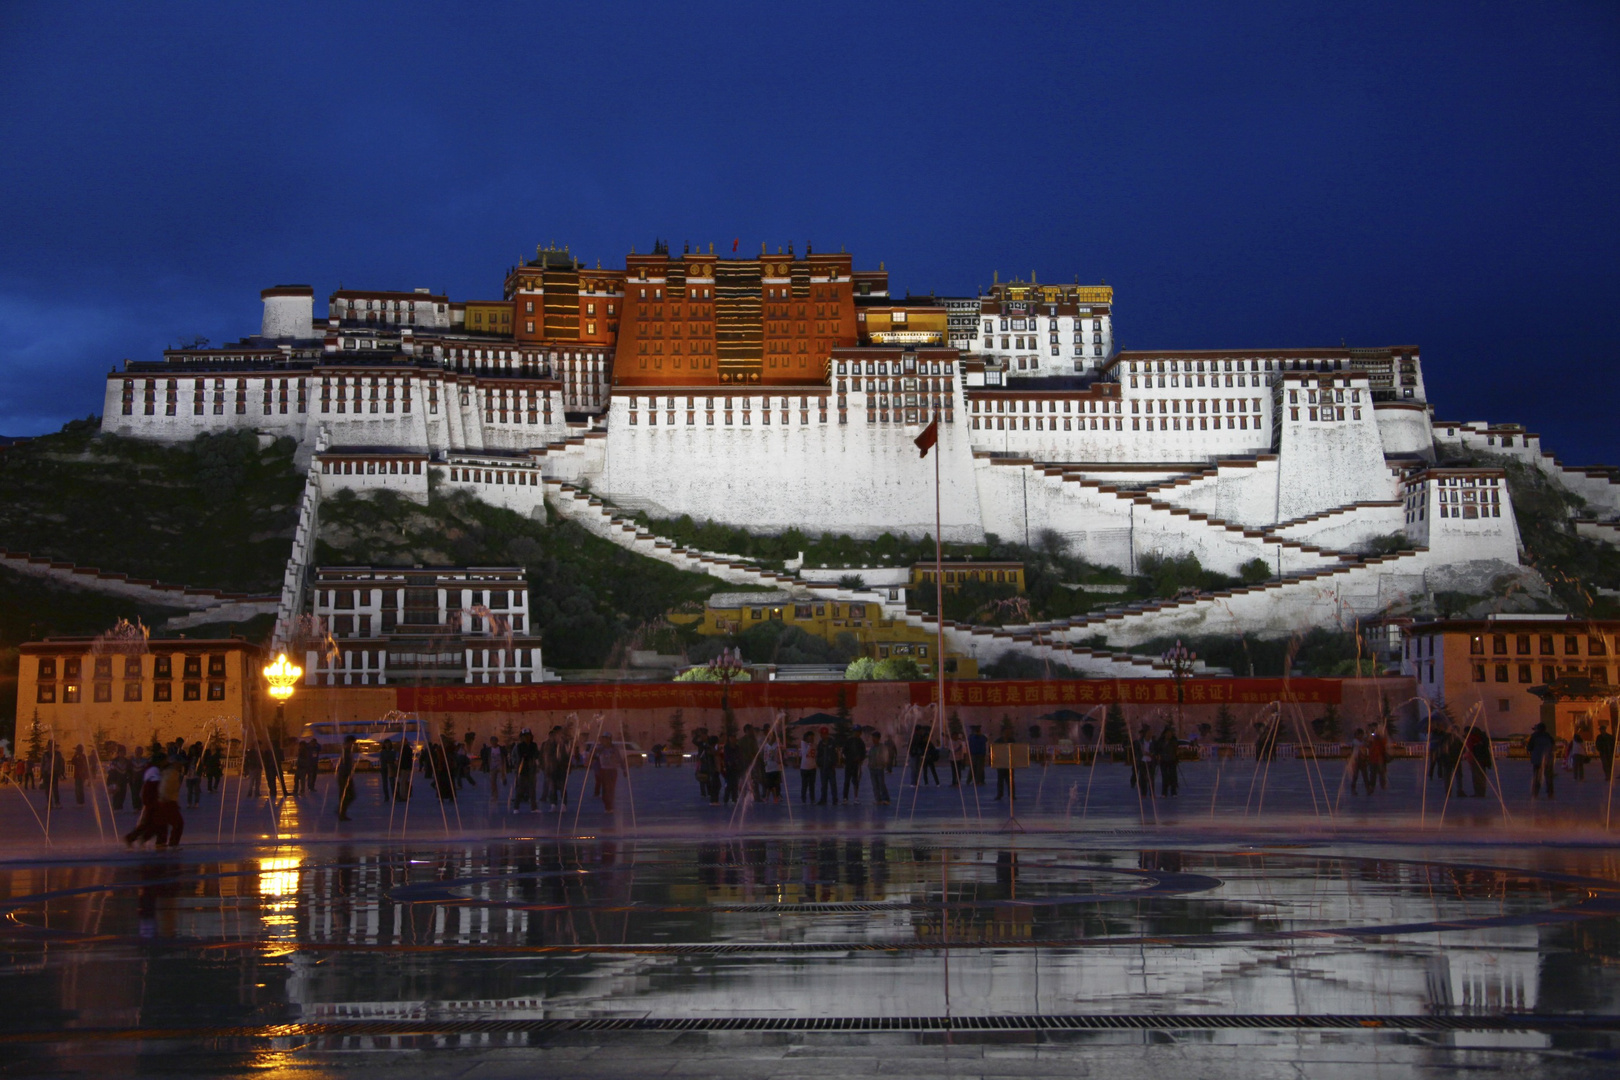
{"left": 934, "top": 414, "right": 946, "bottom": 746}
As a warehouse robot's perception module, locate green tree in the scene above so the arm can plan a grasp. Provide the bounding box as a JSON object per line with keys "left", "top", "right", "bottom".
{"left": 23, "top": 710, "right": 44, "bottom": 761}
{"left": 1314, "top": 703, "right": 1342, "bottom": 741}
{"left": 873, "top": 657, "right": 923, "bottom": 680}
{"left": 1214, "top": 704, "right": 1237, "bottom": 744}
{"left": 1104, "top": 703, "right": 1128, "bottom": 751}
{"left": 668, "top": 709, "right": 686, "bottom": 753}
{"left": 1239, "top": 558, "right": 1271, "bottom": 585}
{"left": 844, "top": 656, "right": 877, "bottom": 680}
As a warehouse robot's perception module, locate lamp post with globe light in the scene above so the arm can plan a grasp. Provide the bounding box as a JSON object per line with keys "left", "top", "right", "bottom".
{"left": 261, "top": 653, "right": 302, "bottom": 798}
{"left": 1162, "top": 639, "right": 1196, "bottom": 734}
{"left": 709, "top": 646, "right": 745, "bottom": 737}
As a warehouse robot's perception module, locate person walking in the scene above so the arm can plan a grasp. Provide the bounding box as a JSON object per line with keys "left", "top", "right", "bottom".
{"left": 71, "top": 744, "right": 89, "bottom": 805}
{"left": 124, "top": 751, "right": 166, "bottom": 847}
{"left": 108, "top": 746, "right": 131, "bottom": 810}
{"left": 1128, "top": 726, "right": 1155, "bottom": 796}
{"left": 394, "top": 739, "right": 414, "bottom": 802}
{"left": 377, "top": 738, "right": 396, "bottom": 800}
{"left": 44, "top": 742, "right": 65, "bottom": 808}
{"left": 243, "top": 744, "right": 261, "bottom": 798}
{"left": 511, "top": 729, "right": 540, "bottom": 812}
{"left": 842, "top": 727, "right": 866, "bottom": 804}
{"left": 1527, "top": 721, "right": 1556, "bottom": 799}
{"left": 184, "top": 742, "right": 204, "bottom": 808}
{"left": 1567, "top": 730, "right": 1587, "bottom": 782}
{"left": 593, "top": 733, "right": 624, "bottom": 812}
{"left": 967, "top": 725, "right": 988, "bottom": 787}
{"left": 154, "top": 752, "right": 185, "bottom": 846}
{"left": 1347, "top": 729, "right": 1369, "bottom": 795}
{"left": 867, "top": 731, "right": 893, "bottom": 806}
{"left": 798, "top": 733, "right": 817, "bottom": 804}
{"left": 922, "top": 737, "right": 941, "bottom": 786}
{"left": 816, "top": 729, "right": 841, "bottom": 806}
{"left": 203, "top": 742, "right": 223, "bottom": 794}
{"left": 761, "top": 732, "right": 783, "bottom": 803}
{"left": 1596, "top": 722, "right": 1616, "bottom": 783}
{"left": 994, "top": 730, "right": 1017, "bottom": 802}
{"left": 1366, "top": 726, "right": 1390, "bottom": 791}
{"left": 1156, "top": 724, "right": 1180, "bottom": 797}
{"left": 549, "top": 727, "right": 572, "bottom": 811}
{"left": 486, "top": 735, "right": 507, "bottom": 800}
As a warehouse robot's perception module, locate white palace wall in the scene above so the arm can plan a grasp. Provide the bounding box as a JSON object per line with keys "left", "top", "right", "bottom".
{"left": 1374, "top": 403, "right": 1434, "bottom": 459}
{"left": 593, "top": 394, "right": 986, "bottom": 541}
{"left": 1275, "top": 375, "right": 1397, "bottom": 520}
{"left": 1143, "top": 457, "right": 1281, "bottom": 526}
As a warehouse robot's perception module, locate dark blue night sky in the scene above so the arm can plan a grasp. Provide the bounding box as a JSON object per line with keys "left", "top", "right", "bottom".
{"left": 1, "top": 2, "right": 1614, "bottom": 461}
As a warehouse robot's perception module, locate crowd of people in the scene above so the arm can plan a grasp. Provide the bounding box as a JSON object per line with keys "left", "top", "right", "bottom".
{"left": 0, "top": 713, "right": 1612, "bottom": 843}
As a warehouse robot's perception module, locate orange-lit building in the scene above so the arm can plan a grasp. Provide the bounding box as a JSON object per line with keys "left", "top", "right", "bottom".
{"left": 614, "top": 242, "right": 876, "bottom": 387}
{"left": 502, "top": 244, "right": 624, "bottom": 351}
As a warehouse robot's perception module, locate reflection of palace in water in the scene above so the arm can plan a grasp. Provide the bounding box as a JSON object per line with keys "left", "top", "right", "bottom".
{"left": 6, "top": 843, "right": 1597, "bottom": 1032}
{"left": 228, "top": 843, "right": 1562, "bottom": 1023}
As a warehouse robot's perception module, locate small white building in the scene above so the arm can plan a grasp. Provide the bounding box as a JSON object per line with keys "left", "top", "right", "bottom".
{"left": 306, "top": 566, "right": 543, "bottom": 686}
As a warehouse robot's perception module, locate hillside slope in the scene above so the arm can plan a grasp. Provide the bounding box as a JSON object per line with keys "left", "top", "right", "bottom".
{"left": 0, "top": 420, "right": 301, "bottom": 594}
{"left": 317, "top": 488, "right": 726, "bottom": 669}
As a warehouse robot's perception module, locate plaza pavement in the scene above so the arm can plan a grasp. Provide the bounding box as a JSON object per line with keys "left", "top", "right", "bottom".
{"left": 2, "top": 755, "right": 1616, "bottom": 851}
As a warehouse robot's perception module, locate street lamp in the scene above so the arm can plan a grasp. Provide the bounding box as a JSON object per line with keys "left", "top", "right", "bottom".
{"left": 261, "top": 653, "right": 302, "bottom": 798}
{"left": 263, "top": 654, "right": 303, "bottom": 700}
{"left": 1162, "top": 639, "right": 1197, "bottom": 734}
{"left": 709, "top": 647, "right": 745, "bottom": 737}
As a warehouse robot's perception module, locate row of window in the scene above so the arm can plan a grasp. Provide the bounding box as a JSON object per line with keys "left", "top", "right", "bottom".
{"left": 1470, "top": 633, "right": 1608, "bottom": 657}
{"left": 1132, "top": 398, "right": 1260, "bottom": 416}
{"left": 322, "top": 459, "right": 425, "bottom": 476}
{"left": 37, "top": 680, "right": 225, "bottom": 703}
{"left": 629, "top": 405, "right": 835, "bottom": 425}
{"left": 835, "top": 359, "right": 952, "bottom": 376}
{"left": 975, "top": 416, "right": 1127, "bottom": 432}
{"left": 1131, "top": 372, "right": 1266, "bottom": 389}
{"left": 985, "top": 318, "right": 1105, "bottom": 333}
{"left": 37, "top": 655, "right": 225, "bottom": 680}
{"left": 1473, "top": 663, "right": 1609, "bottom": 684}
{"left": 317, "top": 587, "right": 522, "bottom": 610}
{"left": 321, "top": 612, "right": 528, "bottom": 637}
{"left": 1286, "top": 407, "right": 1364, "bottom": 422}
{"left": 449, "top": 466, "right": 543, "bottom": 489}
{"left": 973, "top": 397, "right": 1121, "bottom": 415}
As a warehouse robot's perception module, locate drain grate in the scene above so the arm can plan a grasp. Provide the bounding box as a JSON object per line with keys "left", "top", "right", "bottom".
{"left": 4, "top": 1013, "right": 1617, "bottom": 1044}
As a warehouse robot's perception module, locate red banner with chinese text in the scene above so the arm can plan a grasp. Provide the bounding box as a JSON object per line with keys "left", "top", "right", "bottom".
{"left": 909, "top": 678, "right": 1342, "bottom": 709}
{"left": 396, "top": 681, "right": 858, "bottom": 714}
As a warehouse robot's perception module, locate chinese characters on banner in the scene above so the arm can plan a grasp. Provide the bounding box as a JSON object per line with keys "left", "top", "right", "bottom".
{"left": 396, "top": 681, "right": 857, "bottom": 714}
{"left": 907, "top": 678, "right": 1343, "bottom": 708}
{"left": 394, "top": 678, "right": 1344, "bottom": 715}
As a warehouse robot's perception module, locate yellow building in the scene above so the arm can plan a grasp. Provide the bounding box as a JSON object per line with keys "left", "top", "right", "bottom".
{"left": 671, "top": 590, "right": 980, "bottom": 677}
{"left": 910, "top": 560, "right": 1025, "bottom": 592}
{"left": 463, "top": 300, "right": 514, "bottom": 337}
{"left": 1401, "top": 616, "right": 1617, "bottom": 737}
{"left": 858, "top": 303, "right": 950, "bottom": 346}
{"left": 17, "top": 638, "right": 269, "bottom": 750}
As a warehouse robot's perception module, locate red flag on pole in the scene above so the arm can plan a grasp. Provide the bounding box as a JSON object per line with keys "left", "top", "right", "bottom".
{"left": 914, "top": 420, "right": 938, "bottom": 458}
{"left": 732, "top": 238, "right": 739, "bottom": 253}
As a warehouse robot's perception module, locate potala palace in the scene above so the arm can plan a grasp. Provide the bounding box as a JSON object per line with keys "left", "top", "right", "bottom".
{"left": 99, "top": 243, "right": 1620, "bottom": 678}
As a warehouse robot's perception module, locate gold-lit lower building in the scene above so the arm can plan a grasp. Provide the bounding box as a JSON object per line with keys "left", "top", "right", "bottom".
{"left": 670, "top": 590, "right": 979, "bottom": 677}
{"left": 16, "top": 638, "right": 268, "bottom": 750}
